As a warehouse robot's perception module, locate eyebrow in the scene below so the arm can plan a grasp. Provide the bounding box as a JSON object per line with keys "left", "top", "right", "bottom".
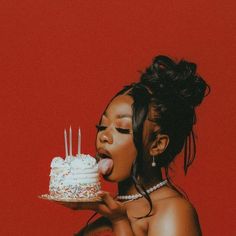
{"left": 103, "top": 112, "right": 132, "bottom": 119}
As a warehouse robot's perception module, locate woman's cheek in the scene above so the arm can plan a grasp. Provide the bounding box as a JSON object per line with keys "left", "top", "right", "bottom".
{"left": 116, "top": 139, "right": 137, "bottom": 177}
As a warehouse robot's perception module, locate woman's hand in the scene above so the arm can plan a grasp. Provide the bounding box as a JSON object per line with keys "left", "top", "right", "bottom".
{"left": 94, "top": 191, "right": 134, "bottom": 236}
{"left": 96, "top": 191, "right": 128, "bottom": 223}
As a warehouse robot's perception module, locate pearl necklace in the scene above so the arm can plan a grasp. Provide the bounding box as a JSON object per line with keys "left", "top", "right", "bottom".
{"left": 117, "top": 179, "right": 168, "bottom": 201}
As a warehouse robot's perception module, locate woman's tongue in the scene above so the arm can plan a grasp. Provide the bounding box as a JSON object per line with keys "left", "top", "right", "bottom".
{"left": 98, "top": 158, "right": 113, "bottom": 175}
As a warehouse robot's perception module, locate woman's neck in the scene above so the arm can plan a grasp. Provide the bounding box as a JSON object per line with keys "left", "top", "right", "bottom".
{"left": 118, "top": 169, "right": 163, "bottom": 195}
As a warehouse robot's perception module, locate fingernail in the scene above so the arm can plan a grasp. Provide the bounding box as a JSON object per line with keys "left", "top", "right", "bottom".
{"left": 97, "top": 191, "right": 104, "bottom": 196}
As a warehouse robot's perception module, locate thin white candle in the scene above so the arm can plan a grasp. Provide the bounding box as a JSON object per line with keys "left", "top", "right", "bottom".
{"left": 64, "top": 129, "right": 68, "bottom": 157}
{"left": 78, "top": 127, "right": 81, "bottom": 156}
{"left": 69, "top": 126, "right": 72, "bottom": 157}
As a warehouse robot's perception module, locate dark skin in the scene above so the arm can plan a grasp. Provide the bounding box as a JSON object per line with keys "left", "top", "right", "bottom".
{"left": 62, "top": 95, "right": 202, "bottom": 236}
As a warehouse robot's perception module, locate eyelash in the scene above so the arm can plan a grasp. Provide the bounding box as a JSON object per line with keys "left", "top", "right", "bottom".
{"left": 95, "top": 125, "right": 131, "bottom": 134}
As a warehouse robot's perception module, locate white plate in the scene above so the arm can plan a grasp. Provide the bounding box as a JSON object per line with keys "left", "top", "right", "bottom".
{"left": 38, "top": 193, "right": 102, "bottom": 203}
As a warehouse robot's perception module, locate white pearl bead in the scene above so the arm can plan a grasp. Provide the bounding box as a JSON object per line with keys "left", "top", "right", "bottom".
{"left": 117, "top": 180, "right": 167, "bottom": 201}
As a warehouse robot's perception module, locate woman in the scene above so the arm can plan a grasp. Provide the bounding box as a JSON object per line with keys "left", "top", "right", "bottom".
{"left": 75, "top": 55, "right": 210, "bottom": 235}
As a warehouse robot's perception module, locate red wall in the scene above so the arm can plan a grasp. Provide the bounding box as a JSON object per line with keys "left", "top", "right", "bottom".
{"left": 1, "top": 1, "right": 235, "bottom": 235}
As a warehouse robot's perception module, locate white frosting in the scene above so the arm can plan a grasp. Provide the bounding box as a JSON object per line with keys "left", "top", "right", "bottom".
{"left": 50, "top": 157, "right": 65, "bottom": 168}
{"left": 49, "top": 153, "right": 101, "bottom": 198}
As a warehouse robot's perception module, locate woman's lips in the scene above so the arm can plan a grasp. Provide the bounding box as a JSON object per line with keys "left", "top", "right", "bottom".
{"left": 97, "top": 148, "right": 111, "bottom": 158}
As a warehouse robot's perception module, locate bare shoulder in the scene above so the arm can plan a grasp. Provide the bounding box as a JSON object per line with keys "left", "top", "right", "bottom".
{"left": 74, "top": 216, "right": 113, "bottom": 236}
{"left": 149, "top": 197, "right": 202, "bottom": 236}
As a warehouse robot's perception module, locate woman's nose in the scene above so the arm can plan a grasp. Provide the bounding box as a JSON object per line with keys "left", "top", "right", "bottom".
{"left": 99, "top": 130, "right": 113, "bottom": 144}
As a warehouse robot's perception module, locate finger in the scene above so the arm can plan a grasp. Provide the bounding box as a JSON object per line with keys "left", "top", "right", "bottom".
{"left": 97, "top": 191, "right": 118, "bottom": 210}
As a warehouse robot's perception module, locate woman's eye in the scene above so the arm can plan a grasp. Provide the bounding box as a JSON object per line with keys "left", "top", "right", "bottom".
{"left": 116, "top": 128, "right": 131, "bottom": 134}
{"left": 95, "top": 125, "right": 131, "bottom": 134}
{"left": 95, "top": 125, "right": 106, "bottom": 131}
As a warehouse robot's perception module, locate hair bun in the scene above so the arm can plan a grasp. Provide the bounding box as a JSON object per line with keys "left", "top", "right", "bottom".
{"left": 140, "top": 55, "right": 210, "bottom": 108}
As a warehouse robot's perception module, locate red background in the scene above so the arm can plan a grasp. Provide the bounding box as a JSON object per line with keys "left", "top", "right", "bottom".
{"left": 1, "top": 0, "right": 235, "bottom": 235}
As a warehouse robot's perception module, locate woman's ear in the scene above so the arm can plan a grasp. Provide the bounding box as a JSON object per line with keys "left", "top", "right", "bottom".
{"left": 149, "top": 134, "right": 169, "bottom": 156}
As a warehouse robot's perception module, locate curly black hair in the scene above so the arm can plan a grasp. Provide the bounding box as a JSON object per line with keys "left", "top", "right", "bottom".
{"left": 102, "top": 55, "right": 211, "bottom": 218}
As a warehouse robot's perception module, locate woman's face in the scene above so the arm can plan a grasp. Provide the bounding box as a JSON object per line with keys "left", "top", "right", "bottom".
{"left": 96, "top": 95, "right": 137, "bottom": 182}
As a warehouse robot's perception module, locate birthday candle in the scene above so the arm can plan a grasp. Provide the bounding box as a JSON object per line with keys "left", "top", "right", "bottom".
{"left": 69, "top": 126, "right": 72, "bottom": 157}
{"left": 64, "top": 129, "right": 68, "bottom": 157}
{"left": 78, "top": 128, "right": 81, "bottom": 156}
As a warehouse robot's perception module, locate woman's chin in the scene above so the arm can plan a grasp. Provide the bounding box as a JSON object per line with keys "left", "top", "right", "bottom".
{"left": 103, "top": 173, "right": 117, "bottom": 182}
{"left": 103, "top": 173, "right": 129, "bottom": 183}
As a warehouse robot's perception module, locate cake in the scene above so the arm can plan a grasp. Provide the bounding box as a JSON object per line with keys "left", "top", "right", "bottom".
{"left": 49, "top": 154, "right": 101, "bottom": 199}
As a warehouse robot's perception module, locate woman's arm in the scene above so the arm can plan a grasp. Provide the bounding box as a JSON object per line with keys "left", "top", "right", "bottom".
{"left": 74, "top": 216, "right": 113, "bottom": 236}
{"left": 98, "top": 191, "right": 134, "bottom": 236}
{"left": 148, "top": 198, "right": 202, "bottom": 236}
{"left": 75, "top": 215, "right": 134, "bottom": 236}
{"left": 112, "top": 218, "right": 134, "bottom": 236}
{"left": 76, "top": 219, "right": 133, "bottom": 236}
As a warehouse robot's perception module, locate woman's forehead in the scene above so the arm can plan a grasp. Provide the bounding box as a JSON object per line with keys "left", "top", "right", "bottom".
{"left": 103, "top": 95, "right": 133, "bottom": 118}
